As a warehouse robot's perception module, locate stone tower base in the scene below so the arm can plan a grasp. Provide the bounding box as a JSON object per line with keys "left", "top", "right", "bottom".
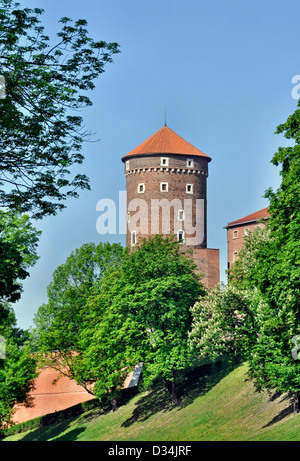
{"left": 192, "top": 248, "right": 220, "bottom": 288}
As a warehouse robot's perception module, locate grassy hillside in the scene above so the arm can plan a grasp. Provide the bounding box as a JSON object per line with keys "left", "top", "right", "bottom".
{"left": 4, "top": 363, "right": 300, "bottom": 441}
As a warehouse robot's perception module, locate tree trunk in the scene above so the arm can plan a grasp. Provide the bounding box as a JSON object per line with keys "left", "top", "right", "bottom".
{"left": 165, "top": 370, "right": 178, "bottom": 404}
{"left": 111, "top": 397, "right": 118, "bottom": 412}
{"left": 110, "top": 386, "right": 118, "bottom": 412}
{"left": 293, "top": 392, "right": 300, "bottom": 414}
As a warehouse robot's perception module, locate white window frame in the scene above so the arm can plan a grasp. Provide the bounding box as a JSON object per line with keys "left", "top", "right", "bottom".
{"left": 186, "top": 184, "right": 193, "bottom": 194}
{"left": 178, "top": 210, "right": 185, "bottom": 221}
{"left": 177, "top": 230, "right": 185, "bottom": 244}
{"left": 161, "top": 157, "right": 169, "bottom": 167}
{"left": 138, "top": 183, "right": 145, "bottom": 193}
{"left": 233, "top": 250, "right": 238, "bottom": 262}
{"left": 186, "top": 159, "right": 194, "bottom": 168}
{"left": 160, "top": 182, "right": 169, "bottom": 192}
{"left": 126, "top": 160, "right": 130, "bottom": 170}
{"left": 131, "top": 230, "right": 136, "bottom": 246}
{"left": 244, "top": 227, "right": 250, "bottom": 235}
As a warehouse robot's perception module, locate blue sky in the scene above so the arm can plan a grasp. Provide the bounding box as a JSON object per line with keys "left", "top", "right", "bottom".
{"left": 12, "top": 0, "right": 300, "bottom": 329}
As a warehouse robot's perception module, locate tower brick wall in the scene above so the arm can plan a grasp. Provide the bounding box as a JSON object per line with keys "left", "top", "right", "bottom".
{"left": 125, "top": 154, "right": 208, "bottom": 249}
{"left": 122, "top": 126, "right": 220, "bottom": 288}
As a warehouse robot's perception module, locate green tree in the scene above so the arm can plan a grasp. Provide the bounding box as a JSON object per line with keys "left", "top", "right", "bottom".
{"left": 0, "top": 211, "right": 40, "bottom": 427}
{"left": 189, "top": 284, "right": 265, "bottom": 366}
{"left": 246, "top": 100, "right": 300, "bottom": 411}
{"left": 0, "top": 317, "right": 37, "bottom": 428}
{"left": 0, "top": 0, "right": 120, "bottom": 218}
{"left": 0, "top": 211, "right": 40, "bottom": 307}
{"left": 78, "top": 235, "right": 205, "bottom": 405}
{"left": 32, "top": 241, "right": 125, "bottom": 393}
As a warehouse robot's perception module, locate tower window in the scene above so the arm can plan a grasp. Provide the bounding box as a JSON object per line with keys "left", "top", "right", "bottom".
{"left": 160, "top": 182, "right": 168, "bottom": 192}
{"left": 233, "top": 250, "right": 238, "bottom": 262}
{"left": 186, "top": 159, "right": 194, "bottom": 168}
{"left": 161, "top": 157, "right": 169, "bottom": 166}
{"left": 177, "top": 230, "right": 185, "bottom": 243}
{"left": 244, "top": 228, "right": 250, "bottom": 235}
{"left": 186, "top": 184, "right": 193, "bottom": 194}
{"left": 233, "top": 230, "right": 238, "bottom": 239}
{"left": 138, "top": 183, "right": 145, "bottom": 193}
{"left": 126, "top": 160, "right": 130, "bottom": 170}
{"left": 131, "top": 231, "right": 136, "bottom": 246}
{"left": 178, "top": 210, "right": 184, "bottom": 221}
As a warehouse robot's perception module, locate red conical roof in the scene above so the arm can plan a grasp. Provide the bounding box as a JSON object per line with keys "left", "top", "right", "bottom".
{"left": 121, "top": 126, "right": 211, "bottom": 161}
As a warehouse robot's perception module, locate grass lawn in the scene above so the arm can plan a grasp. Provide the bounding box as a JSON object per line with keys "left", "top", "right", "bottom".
{"left": 4, "top": 362, "right": 300, "bottom": 442}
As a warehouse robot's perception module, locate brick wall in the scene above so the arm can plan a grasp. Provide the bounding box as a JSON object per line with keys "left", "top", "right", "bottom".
{"left": 124, "top": 154, "right": 208, "bottom": 249}
{"left": 193, "top": 248, "right": 220, "bottom": 288}
{"left": 227, "top": 222, "right": 267, "bottom": 268}
{"left": 12, "top": 366, "right": 95, "bottom": 424}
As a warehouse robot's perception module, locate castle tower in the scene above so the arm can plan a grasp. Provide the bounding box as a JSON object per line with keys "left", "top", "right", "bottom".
{"left": 121, "top": 125, "right": 219, "bottom": 287}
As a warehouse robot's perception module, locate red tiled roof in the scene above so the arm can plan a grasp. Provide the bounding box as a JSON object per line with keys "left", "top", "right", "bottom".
{"left": 226, "top": 207, "right": 270, "bottom": 228}
{"left": 121, "top": 126, "right": 211, "bottom": 161}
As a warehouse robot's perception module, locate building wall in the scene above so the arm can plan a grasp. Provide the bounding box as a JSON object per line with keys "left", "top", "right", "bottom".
{"left": 193, "top": 248, "right": 220, "bottom": 288}
{"left": 227, "top": 221, "right": 266, "bottom": 268}
{"left": 13, "top": 364, "right": 139, "bottom": 424}
{"left": 13, "top": 366, "right": 95, "bottom": 424}
{"left": 124, "top": 154, "right": 209, "bottom": 249}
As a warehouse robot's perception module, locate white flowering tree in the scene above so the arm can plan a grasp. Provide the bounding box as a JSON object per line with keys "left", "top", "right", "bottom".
{"left": 189, "top": 284, "right": 264, "bottom": 365}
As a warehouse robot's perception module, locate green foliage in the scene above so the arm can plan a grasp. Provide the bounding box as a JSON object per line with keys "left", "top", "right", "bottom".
{"left": 0, "top": 0, "right": 120, "bottom": 218}
{"left": 32, "top": 241, "right": 125, "bottom": 391}
{"left": 243, "top": 100, "right": 300, "bottom": 407}
{"left": 253, "top": 101, "right": 300, "bottom": 314}
{"left": 0, "top": 330, "right": 37, "bottom": 428}
{"left": 227, "top": 225, "right": 270, "bottom": 290}
{"left": 189, "top": 94, "right": 299, "bottom": 407}
{"left": 0, "top": 211, "right": 40, "bottom": 305}
{"left": 0, "top": 210, "right": 40, "bottom": 427}
{"left": 77, "top": 235, "right": 205, "bottom": 403}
